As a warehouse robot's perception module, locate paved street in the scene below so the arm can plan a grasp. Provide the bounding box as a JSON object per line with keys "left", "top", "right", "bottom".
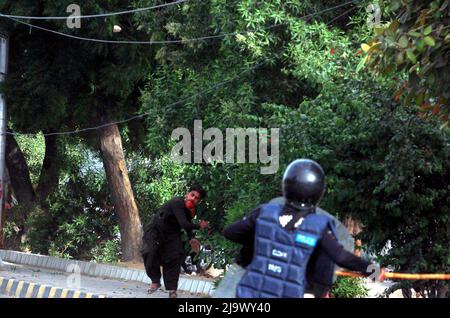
{"left": 0, "top": 262, "right": 205, "bottom": 298}
{"left": 363, "top": 280, "right": 403, "bottom": 298}
{"left": 0, "top": 259, "right": 405, "bottom": 298}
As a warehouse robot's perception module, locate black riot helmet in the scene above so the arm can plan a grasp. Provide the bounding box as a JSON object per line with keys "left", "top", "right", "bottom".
{"left": 282, "top": 159, "right": 326, "bottom": 208}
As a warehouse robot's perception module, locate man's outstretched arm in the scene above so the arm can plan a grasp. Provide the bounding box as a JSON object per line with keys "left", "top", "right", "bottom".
{"left": 320, "top": 231, "right": 371, "bottom": 273}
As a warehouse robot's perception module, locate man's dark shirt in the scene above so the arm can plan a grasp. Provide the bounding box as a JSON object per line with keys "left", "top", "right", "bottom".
{"left": 223, "top": 203, "right": 370, "bottom": 274}
{"left": 155, "top": 197, "right": 200, "bottom": 240}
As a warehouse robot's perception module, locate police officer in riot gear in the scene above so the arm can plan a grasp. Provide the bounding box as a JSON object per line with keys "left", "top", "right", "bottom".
{"left": 224, "top": 159, "right": 384, "bottom": 298}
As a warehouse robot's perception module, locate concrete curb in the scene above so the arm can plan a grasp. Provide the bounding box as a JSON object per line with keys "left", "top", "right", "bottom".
{"left": 0, "top": 249, "right": 214, "bottom": 296}
{"left": 0, "top": 276, "right": 107, "bottom": 298}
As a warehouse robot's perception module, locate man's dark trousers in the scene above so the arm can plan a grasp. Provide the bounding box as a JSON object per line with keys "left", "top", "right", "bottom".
{"left": 144, "top": 232, "right": 185, "bottom": 290}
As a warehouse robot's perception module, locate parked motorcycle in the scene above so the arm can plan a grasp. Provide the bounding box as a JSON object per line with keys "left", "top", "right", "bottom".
{"left": 181, "top": 244, "right": 214, "bottom": 275}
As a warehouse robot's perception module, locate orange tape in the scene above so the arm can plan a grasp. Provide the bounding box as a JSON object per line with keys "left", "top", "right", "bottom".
{"left": 387, "top": 273, "right": 450, "bottom": 280}
{"left": 335, "top": 270, "right": 450, "bottom": 280}
{"left": 336, "top": 270, "right": 365, "bottom": 278}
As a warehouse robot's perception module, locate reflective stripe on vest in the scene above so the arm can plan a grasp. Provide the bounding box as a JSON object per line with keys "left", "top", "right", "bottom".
{"left": 236, "top": 203, "right": 334, "bottom": 298}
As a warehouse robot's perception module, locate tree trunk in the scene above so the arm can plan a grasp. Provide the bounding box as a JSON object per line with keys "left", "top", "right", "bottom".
{"left": 36, "top": 134, "right": 61, "bottom": 204}
{"left": 4, "top": 133, "right": 37, "bottom": 248}
{"left": 5, "top": 133, "right": 36, "bottom": 209}
{"left": 97, "top": 119, "right": 143, "bottom": 262}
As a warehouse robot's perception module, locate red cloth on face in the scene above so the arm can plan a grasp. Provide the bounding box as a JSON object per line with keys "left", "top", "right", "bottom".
{"left": 185, "top": 200, "right": 196, "bottom": 218}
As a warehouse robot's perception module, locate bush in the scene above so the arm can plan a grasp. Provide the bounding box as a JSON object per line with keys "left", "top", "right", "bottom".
{"left": 24, "top": 166, "right": 118, "bottom": 261}
{"left": 331, "top": 277, "right": 369, "bottom": 298}
{"left": 90, "top": 231, "right": 122, "bottom": 264}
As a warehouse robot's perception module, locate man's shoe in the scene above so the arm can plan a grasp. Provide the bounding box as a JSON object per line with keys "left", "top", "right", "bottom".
{"left": 169, "top": 290, "right": 177, "bottom": 298}
{"left": 148, "top": 283, "right": 161, "bottom": 294}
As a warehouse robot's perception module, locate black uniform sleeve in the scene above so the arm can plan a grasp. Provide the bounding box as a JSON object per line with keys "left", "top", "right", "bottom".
{"left": 319, "top": 231, "right": 372, "bottom": 274}
{"left": 223, "top": 207, "right": 261, "bottom": 245}
{"left": 172, "top": 201, "right": 200, "bottom": 240}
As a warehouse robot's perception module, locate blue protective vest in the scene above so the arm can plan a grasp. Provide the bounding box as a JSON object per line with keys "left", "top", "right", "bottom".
{"left": 236, "top": 203, "right": 336, "bottom": 298}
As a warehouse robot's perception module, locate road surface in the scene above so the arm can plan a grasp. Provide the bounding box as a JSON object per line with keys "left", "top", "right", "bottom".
{"left": 0, "top": 262, "right": 205, "bottom": 298}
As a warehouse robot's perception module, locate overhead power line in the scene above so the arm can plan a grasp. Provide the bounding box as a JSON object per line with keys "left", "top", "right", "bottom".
{"left": 4, "top": 0, "right": 358, "bottom": 45}
{"left": 4, "top": 60, "right": 267, "bottom": 137}
{"left": 0, "top": 0, "right": 188, "bottom": 20}
{"left": 326, "top": 5, "right": 358, "bottom": 25}
{"left": 3, "top": 0, "right": 360, "bottom": 137}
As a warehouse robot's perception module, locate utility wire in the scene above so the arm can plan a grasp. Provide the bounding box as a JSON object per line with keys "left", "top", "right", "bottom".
{"left": 326, "top": 5, "right": 357, "bottom": 25}
{"left": 4, "top": 61, "right": 266, "bottom": 137}
{"left": 3, "top": 0, "right": 360, "bottom": 137}
{"left": 0, "top": 0, "right": 188, "bottom": 20}
{"left": 208, "top": 3, "right": 360, "bottom": 128}
{"left": 4, "top": 0, "right": 358, "bottom": 45}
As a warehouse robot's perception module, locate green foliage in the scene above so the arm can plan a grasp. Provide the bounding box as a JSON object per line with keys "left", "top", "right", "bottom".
{"left": 137, "top": 0, "right": 368, "bottom": 241}
{"left": 331, "top": 277, "right": 369, "bottom": 298}
{"left": 291, "top": 83, "right": 450, "bottom": 296}
{"left": 46, "top": 213, "right": 105, "bottom": 260}
{"left": 0, "top": 0, "right": 154, "bottom": 142}
{"left": 365, "top": 0, "right": 450, "bottom": 124}
{"left": 135, "top": 1, "right": 450, "bottom": 285}
{"left": 0, "top": 2, "right": 447, "bottom": 296}
{"left": 90, "top": 232, "right": 122, "bottom": 264}
{"left": 0, "top": 1, "right": 159, "bottom": 263}
{"left": 24, "top": 143, "right": 118, "bottom": 260}
{"left": 128, "top": 152, "right": 190, "bottom": 226}
{"left": 14, "top": 134, "right": 45, "bottom": 185}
